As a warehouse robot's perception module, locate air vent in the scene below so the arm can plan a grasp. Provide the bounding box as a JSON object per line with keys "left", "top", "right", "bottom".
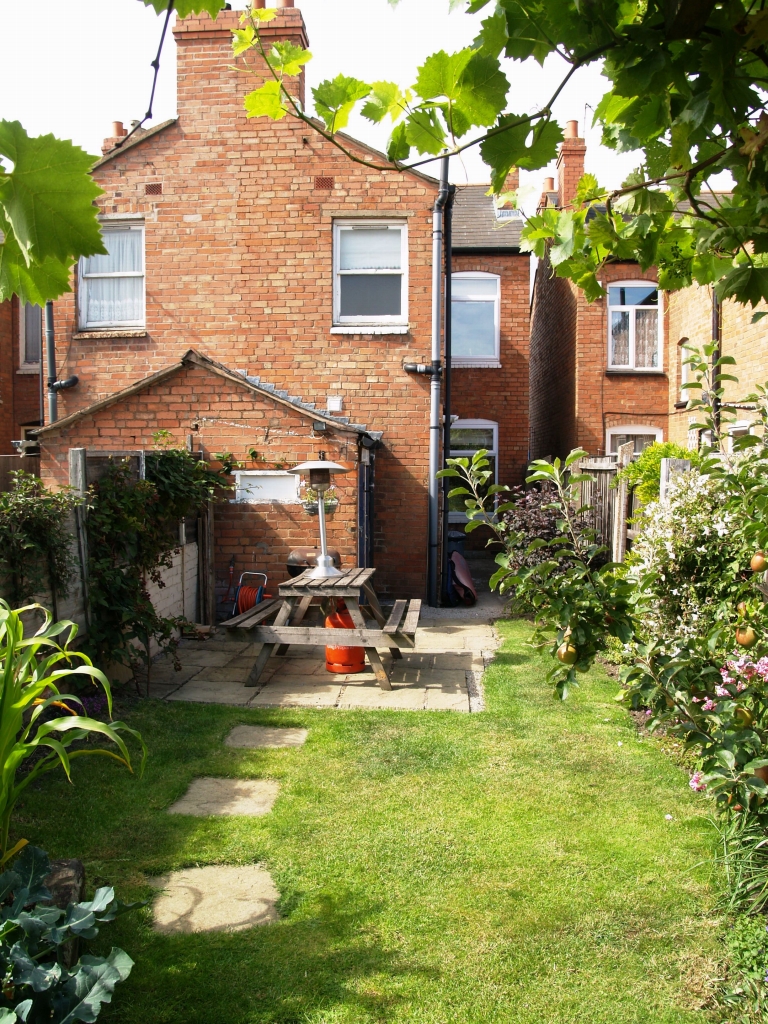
{"left": 314, "top": 176, "right": 334, "bottom": 191}
{"left": 145, "top": 182, "right": 163, "bottom": 196}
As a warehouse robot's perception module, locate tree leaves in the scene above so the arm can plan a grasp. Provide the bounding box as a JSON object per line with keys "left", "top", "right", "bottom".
{"left": 268, "top": 41, "right": 312, "bottom": 77}
{"left": 361, "top": 82, "right": 411, "bottom": 125}
{"left": 139, "top": 0, "right": 226, "bottom": 16}
{"left": 244, "top": 81, "right": 287, "bottom": 121}
{"left": 312, "top": 75, "right": 371, "bottom": 133}
{"left": 481, "top": 116, "right": 562, "bottom": 192}
{"left": 415, "top": 49, "right": 474, "bottom": 103}
{"left": 0, "top": 125, "right": 102, "bottom": 264}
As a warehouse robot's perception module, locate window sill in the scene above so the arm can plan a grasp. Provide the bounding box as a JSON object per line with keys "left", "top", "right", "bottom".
{"left": 16, "top": 366, "right": 40, "bottom": 375}
{"left": 74, "top": 329, "right": 148, "bottom": 340}
{"left": 330, "top": 326, "right": 410, "bottom": 335}
{"left": 605, "top": 369, "right": 665, "bottom": 376}
{"left": 674, "top": 401, "right": 689, "bottom": 409}
{"left": 451, "top": 361, "right": 502, "bottom": 369}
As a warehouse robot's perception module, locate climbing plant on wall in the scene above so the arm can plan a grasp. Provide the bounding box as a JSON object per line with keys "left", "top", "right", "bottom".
{"left": 85, "top": 451, "right": 229, "bottom": 690}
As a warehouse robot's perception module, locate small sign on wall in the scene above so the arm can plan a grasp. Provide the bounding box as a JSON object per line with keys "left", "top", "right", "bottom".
{"left": 234, "top": 471, "right": 300, "bottom": 504}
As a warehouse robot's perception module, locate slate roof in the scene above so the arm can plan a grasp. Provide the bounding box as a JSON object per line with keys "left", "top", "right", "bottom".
{"left": 452, "top": 184, "right": 523, "bottom": 252}
{"left": 34, "top": 351, "right": 380, "bottom": 440}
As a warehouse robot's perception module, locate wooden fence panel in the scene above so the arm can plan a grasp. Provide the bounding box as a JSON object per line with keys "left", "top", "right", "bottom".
{"left": 0, "top": 455, "right": 40, "bottom": 492}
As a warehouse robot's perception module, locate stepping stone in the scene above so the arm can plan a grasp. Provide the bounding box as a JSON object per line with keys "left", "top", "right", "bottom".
{"left": 225, "top": 725, "right": 308, "bottom": 749}
{"left": 148, "top": 864, "right": 279, "bottom": 934}
{"left": 167, "top": 777, "right": 278, "bottom": 817}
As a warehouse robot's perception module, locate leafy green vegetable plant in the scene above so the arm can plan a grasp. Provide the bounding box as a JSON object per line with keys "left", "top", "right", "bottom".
{"left": 0, "top": 845, "right": 137, "bottom": 1024}
{"left": 0, "top": 600, "right": 145, "bottom": 858}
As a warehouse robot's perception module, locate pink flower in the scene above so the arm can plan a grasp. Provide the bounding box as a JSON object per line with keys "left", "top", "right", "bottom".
{"left": 689, "top": 772, "right": 707, "bottom": 792}
{"left": 737, "top": 682, "right": 748, "bottom": 692}
{"left": 691, "top": 696, "right": 701, "bottom": 703}
{"left": 715, "top": 685, "right": 731, "bottom": 698}
{"left": 645, "top": 709, "right": 653, "bottom": 717}
{"left": 721, "top": 668, "right": 735, "bottom": 684}
{"left": 702, "top": 699, "right": 717, "bottom": 711}
{"left": 756, "top": 657, "right": 768, "bottom": 680}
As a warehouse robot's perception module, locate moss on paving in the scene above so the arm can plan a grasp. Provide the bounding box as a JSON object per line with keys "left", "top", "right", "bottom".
{"left": 19, "top": 620, "right": 720, "bottom": 1023}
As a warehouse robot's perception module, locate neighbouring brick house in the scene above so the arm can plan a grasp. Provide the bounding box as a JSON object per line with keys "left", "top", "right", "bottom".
{"left": 667, "top": 283, "right": 768, "bottom": 448}
{"left": 0, "top": 299, "right": 43, "bottom": 454}
{"left": 529, "top": 122, "right": 668, "bottom": 460}
{"left": 35, "top": 4, "right": 530, "bottom": 605}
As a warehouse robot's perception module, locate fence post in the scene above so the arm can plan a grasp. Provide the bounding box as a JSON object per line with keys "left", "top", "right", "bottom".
{"left": 660, "top": 457, "right": 691, "bottom": 500}
{"left": 68, "top": 448, "right": 91, "bottom": 631}
{"left": 198, "top": 501, "right": 216, "bottom": 626}
{"left": 611, "top": 441, "right": 634, "bottom": 563}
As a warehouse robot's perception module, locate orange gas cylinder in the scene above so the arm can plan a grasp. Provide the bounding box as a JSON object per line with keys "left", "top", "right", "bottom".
{"left": 325, "top": 603, "right": 366, "bottom": 674}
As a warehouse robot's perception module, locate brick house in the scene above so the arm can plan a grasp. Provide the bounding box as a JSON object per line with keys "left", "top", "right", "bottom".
{"left": 0, "top": 299, "right": 43, "bottom": 454}
{"left": 35, "top": 4, "right": 530, "bottom": 604}
{"left": 667, "top": 284, "right": 768, "bottom": 448}
{"left": 529, "top": 123, "right": 668, "bottom": 460}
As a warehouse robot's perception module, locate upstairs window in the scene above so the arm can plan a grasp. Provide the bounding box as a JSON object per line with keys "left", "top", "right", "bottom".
{"left": 333, "top": 221, "right": 407, "bottom": 327}
{"left": 19, "top": 303, "right": 41, "bottom": 369}
{"left": 608, "top": 282, "right": 660, "bottom": 370}
{"left": 451, "top": 273, "right": 500, "bottom": 367}
{"left": 78, "top": 223, "right": 145, "bottom": 330}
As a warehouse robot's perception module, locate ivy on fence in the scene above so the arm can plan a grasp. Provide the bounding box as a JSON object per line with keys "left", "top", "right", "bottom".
{"left": 0, "top": 472, "right": 78, "bottom": 607}
{"left": 85, "top": 450, "right": 229, "bottom": 688}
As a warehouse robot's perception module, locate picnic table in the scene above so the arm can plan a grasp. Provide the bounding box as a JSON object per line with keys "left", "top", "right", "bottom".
{"left": 224, "top": 567, "right": 421, "bottom": 691}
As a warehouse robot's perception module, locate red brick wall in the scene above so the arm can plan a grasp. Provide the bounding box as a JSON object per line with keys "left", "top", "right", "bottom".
{"left": 39, "top": 362, "right": 361, "bottom": 608}
{"left": 451, "top": 253, "right": 530, "bottom": 485}
{"left": 0, "top": 299, "right": 41, "bottom": 454}
{"left": 529, "top": 256, "right": 578, "bottom": 460}
{"left": 46, "top": 8, "right": 443, "bottom": 599}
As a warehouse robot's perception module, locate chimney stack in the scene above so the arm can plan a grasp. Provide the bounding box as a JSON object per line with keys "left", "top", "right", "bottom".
{"left": 101, "top": 120, "right": 128, "bottom": 156}
{"left": 556, "top": 119, "right": 586, "bottom": 209}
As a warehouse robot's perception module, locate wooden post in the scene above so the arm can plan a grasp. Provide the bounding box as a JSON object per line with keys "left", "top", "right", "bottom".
{"left": 660, "top": 457, "right": 691, "bottom": 500}
{"left": 198, "top": 501, "right": 216, "bottom": 626}
{"left": 611, "top": 441, "right": 634, "bottom": 564}
{"left": 68, "top": 448, "right": 90, "bottom": 631}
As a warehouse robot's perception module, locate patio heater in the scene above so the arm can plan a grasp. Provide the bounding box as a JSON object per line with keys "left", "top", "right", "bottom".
{"left": 288, "top": 453, "right": 349, "bottom": 578}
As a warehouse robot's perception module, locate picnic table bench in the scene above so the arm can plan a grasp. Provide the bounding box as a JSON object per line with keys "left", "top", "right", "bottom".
{"left": 224, "top": 567, "right": 421, "bottom": 691}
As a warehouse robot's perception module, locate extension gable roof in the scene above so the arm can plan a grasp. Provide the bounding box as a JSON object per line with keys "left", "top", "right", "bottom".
{"left": 34, "top": 350, "right": 379, "bottom": 440}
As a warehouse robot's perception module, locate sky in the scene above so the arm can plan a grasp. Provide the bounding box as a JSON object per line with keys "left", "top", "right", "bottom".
{"left": 0, "top": 0, "right": 642, "bottom": 206}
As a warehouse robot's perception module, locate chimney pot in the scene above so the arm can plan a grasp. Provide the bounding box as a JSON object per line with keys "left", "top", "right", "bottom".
{"left": 565, "top": 119, "right": 579, "bottom": 139}
{"left": 544, "top": 176, "right": 555, "bottom": 192}
{"left": 252, "top": 0, "right": 265, "bottom": 6}
{"left": 111, "top": 121, "right": 127, "bottom": 138}
{"left": 275, "top": 0, "right": 295, "bottom": 6}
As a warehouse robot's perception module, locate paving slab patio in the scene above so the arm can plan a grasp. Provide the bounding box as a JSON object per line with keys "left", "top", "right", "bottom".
{"left": 148, "top": 864, "right": 279, "bottom": 934}
{"left": 155, "top": 604, "right": 501, "bottom": 712}
{"left": 167, "top": 777, "right": 279, "bottom": 816}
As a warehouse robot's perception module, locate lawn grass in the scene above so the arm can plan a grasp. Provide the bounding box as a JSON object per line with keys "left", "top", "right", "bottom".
{"left": 19, "top": 619, "right": 721, "bottom": 1023}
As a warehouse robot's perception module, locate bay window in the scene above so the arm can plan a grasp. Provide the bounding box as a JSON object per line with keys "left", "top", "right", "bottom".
{"left": 78, "top": 223, "right": 145, "bottom": 330}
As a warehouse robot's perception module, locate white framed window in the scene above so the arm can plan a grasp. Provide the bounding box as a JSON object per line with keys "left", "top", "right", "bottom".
{"left": 451, "top": 272, "right": 500, "bottom": 367}
{"left": 333, "top": 221, "right": 408, "bottom": 328}
{"left": 78, "top": 223, "right": 145, "bottom": 329}
{"left": 608, "top": 281, "right": 661, "bottom": 371}
{"left": 679, "top": 338, "right": 690, "bottom": 402}
{"left": 234, "top": 471, "right": 300, "bottom": 504}
{"left": 448, "top": 419, "right": 498, "bottom": 522}
{"left": 606, "top": 425, "right": 663, "bottom": 456}
{"left": 18, "top": 302, "right": 41, "bottom": 371}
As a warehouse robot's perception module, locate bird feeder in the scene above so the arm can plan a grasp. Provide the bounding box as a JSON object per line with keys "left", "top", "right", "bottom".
{"left": 288, "top": 453, "right": 349, "bottom": 578}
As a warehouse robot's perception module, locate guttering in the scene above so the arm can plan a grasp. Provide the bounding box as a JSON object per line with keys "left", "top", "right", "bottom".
{"left": 427, "top": 155, "right": 451, "bottom": 606}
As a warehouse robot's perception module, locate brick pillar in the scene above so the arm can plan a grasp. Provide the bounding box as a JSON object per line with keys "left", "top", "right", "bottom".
{"left": 556, "top": 120, "right": 586, "bottom": 209}
{"left": 173, "top": 6, "right": 310, "bottom": 116}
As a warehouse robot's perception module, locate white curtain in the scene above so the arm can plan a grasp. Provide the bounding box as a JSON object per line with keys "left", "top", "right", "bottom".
{"left": 83, "top": 229, "right": 142, "bottom": 275}
{"left": 635, "top": 309, "right": 658, "bottom": 367}
{"left": 83, "top": 228, "right": 143, "bottom": 325}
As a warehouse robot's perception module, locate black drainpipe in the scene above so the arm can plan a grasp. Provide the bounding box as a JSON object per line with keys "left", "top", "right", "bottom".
{"left": 441, "top": 182, "right": 456, "bottom": 602}
{"left": 44, "top": 300, "right": 79, "bottom": 423}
